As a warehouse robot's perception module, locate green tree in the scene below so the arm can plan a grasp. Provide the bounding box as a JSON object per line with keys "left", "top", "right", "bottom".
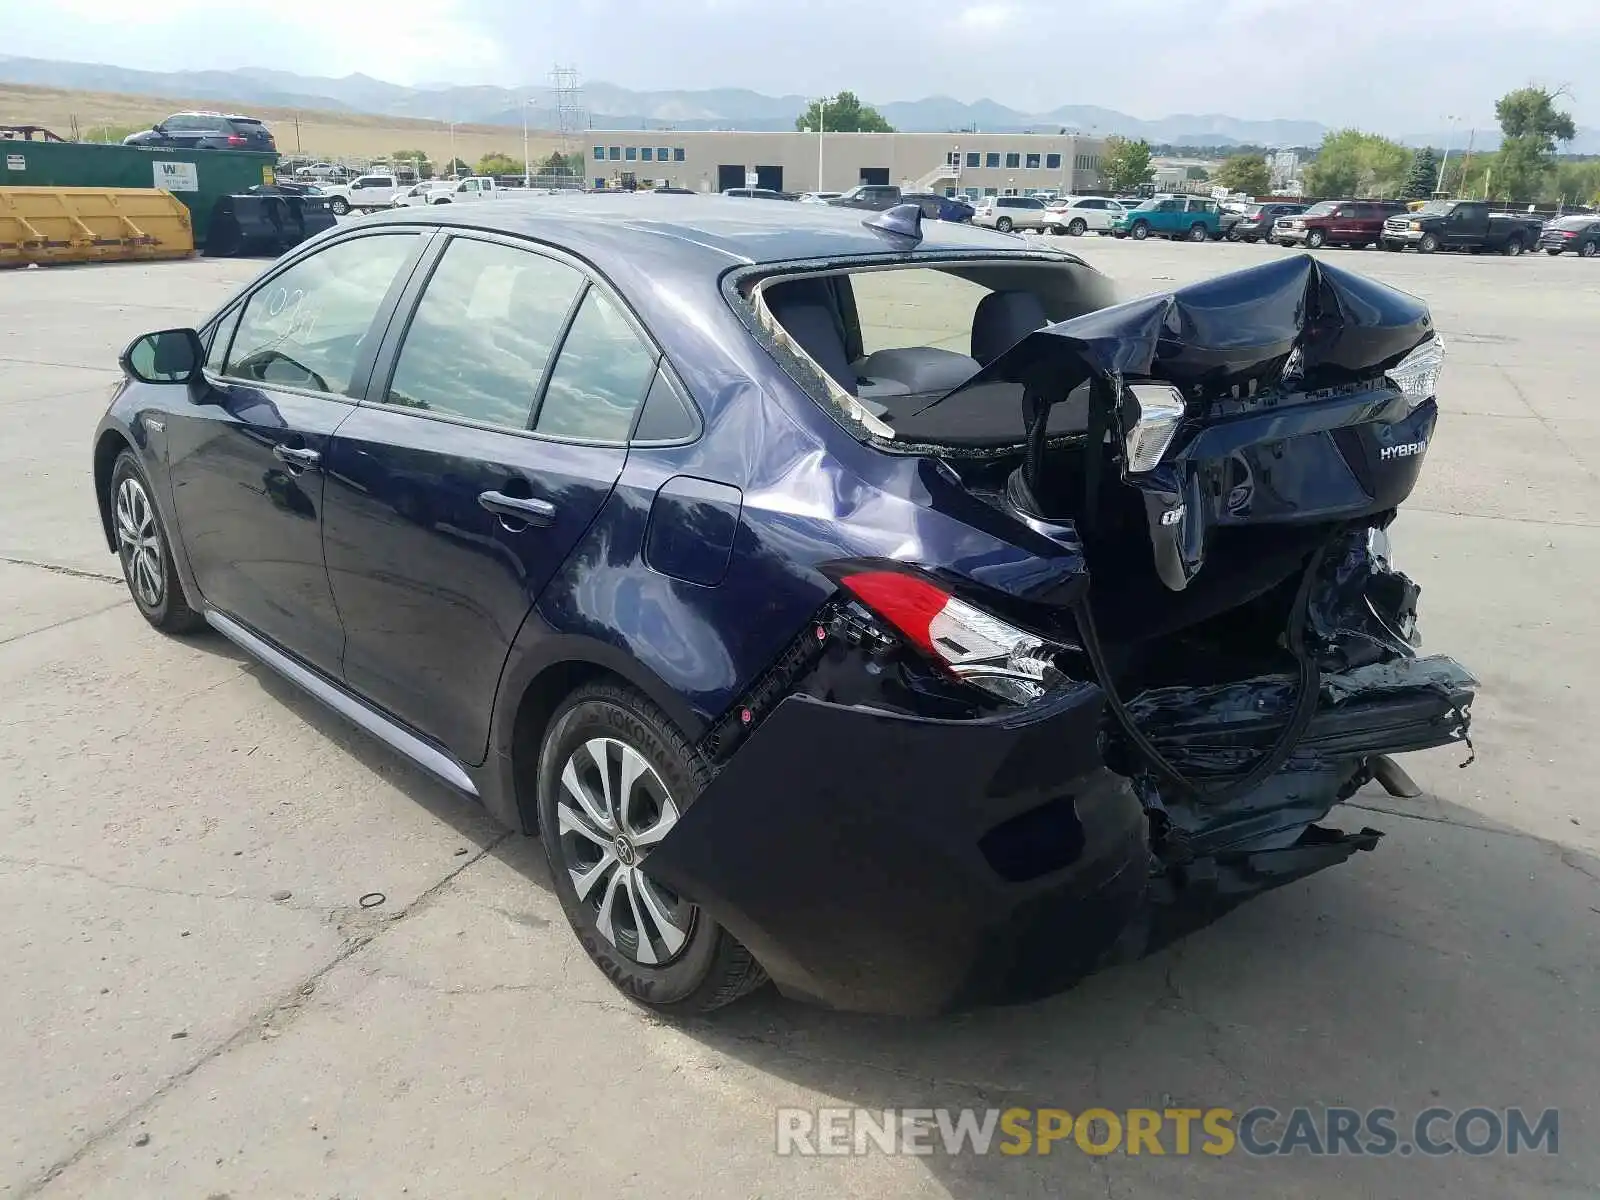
{"left": 539, "top": 151, "right": 581, "bottom": 177}
{"left": 1214, "top": 154, "right": 1271, "bottom": 195}
{"left": 1491, "top": 86, "right": 1576, "bottom": 201}
{"left": 1403, "top": 147, "right": 1438, "bottom": 198}
{"left": 1185, "top": 165, "right": 1210, "bottom": 181}
{"left": 476, "top": 152, "right": 524, "bottom": 177}
{"left": 1303, "top": 129, "right": 1410, "bottom": 197}
{"left": 1100, "top": 136, "right": 1154, "bottom": 193}
{"left": 1550, "top": 159, "right": 1600, "bottom": 206}
{"left": 390, "top": 148, "right": 433, "bottom": 179}
{"left": 796, "top": 91, "right": 894, "bottom": 133}
{"left": 443, "top": 157, "right": 472, "bottom": 178}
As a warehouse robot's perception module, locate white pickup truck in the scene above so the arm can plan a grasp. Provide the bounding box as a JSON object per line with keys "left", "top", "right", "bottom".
{"left": 426, "top": 176, "right": 507, "bottom": 204}
{"left": 323, "top": 173, "right": 402, "bottom": 215}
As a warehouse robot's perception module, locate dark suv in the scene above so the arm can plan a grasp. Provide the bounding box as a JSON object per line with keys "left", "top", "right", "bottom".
{"left": 1275, "top": 200, "right": 1405, "bottom": 249}
{"left": 123, "top": 112, "right": 276, "bottom": 153}
{"left": 1229, "top": 202, "right": 1307, "bottom": 243}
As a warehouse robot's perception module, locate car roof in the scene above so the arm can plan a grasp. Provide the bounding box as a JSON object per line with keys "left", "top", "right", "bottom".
{"left": 359, "top": 194, "right": 1034, "bottom": 269}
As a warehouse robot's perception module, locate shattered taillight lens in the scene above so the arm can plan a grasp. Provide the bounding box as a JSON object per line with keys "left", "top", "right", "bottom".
{"left": 837, "top": 570, "right": 1066, "bottom": 704}
{"left": 1385, "top": 335, "right": 1445, "bottom": 411}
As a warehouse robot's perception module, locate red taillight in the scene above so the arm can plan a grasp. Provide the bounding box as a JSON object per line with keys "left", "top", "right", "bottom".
{"left": 227, "top": 134, "right": 247, "bottom": 146}
{"left": 837, "top": 571, "right": 951, "bottom": 654}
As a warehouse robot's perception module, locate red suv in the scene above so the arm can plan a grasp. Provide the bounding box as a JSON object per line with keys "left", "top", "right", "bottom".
{"left": 1274, "top": 200, "right": 1407, "bottom": 249}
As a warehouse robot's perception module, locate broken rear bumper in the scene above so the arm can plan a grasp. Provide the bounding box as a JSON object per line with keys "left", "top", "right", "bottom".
{"left": 643, "top": 684, "right": 1151, "bottom": 1016}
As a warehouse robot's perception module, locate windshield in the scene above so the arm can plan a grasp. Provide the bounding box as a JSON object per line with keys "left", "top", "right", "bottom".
{"left": 1413, "top": 202, "right": 1456, "bottom": 216}
{"left": 1132, "top": 198, "right": 1162, "bottom": 212}
{"left": 1303, "top": 202, "right": 1338, "bottom": 217}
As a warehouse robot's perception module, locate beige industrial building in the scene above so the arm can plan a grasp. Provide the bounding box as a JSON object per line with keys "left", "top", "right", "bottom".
{"left": 584, "top": 130, "right": 1108, "bottom": 197}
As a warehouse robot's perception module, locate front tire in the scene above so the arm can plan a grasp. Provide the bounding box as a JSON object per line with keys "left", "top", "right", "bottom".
{"left": 537, "top": 683, "right": 767, "bottom": 1015}
{"left": 1130, "top": 220, "right": 1150, "bottom": 240}
{"left": 1418, "top": 232, "right": 1439, "bottom": 253}
{"left": 1305, "top": 228, "right": 1326, "bottom": 249}
{"left": 328, "top": 196, "right": 349, "bottom": 216}
{"left": 110, "top": 451, "right": 203, "bottom": 634}
{"left": 1581, "top": 241, "right": 1598, "bottom": 258}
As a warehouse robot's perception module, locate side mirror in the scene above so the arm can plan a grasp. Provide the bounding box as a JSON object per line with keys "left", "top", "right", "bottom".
{"left": 120, "top": 328, "right": 204, "bottom": 385}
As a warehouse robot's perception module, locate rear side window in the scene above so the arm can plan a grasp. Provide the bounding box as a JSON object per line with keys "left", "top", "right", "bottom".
{"left": 386, "top": 238, "right": 583, "bottom": 428}
{"left": 225, "top": 233, "right": 417, "bottom": 396}
{"left": 534, "top": 290, "right": 658, "bottom": 441}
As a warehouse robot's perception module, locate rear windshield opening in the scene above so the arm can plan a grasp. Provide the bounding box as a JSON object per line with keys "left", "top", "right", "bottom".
{"left": 748, "top": 258, "right": 1114, "bottom": 445}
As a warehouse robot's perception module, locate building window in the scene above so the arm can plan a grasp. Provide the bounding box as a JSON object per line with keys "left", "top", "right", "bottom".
{"left": 673, "top": 148, "right": 685, "bottom": 162}
{"left": 946, "top": 151, "right": 958, "bottom": 166}
{"left": 963, "top": 186, "right": 980, "bottom": 200}
{"left": 658, "top": 147, "right": 670, "bottom": 161}
{"left": 944, "top": 186, "right": 956, "bottom": 197}
{"left": 625, "top": 146, "right": 637, "bottom": 161}
{"left": 608, "top": 147, "right": 621, "bottom": 160}
{"left": 1005, "top": 153, "right": 1021, "bottom": 169}
{"left": 963, "top": 152, "right": 978, "bottom": 169}
{"left": 593, "top": 145, "right": 605, "bottom": 161}
{"left": 983, "top": 187, "right": 998, "bottom": 197}
{"left": 1025, "top": 153, "right": 1040, "bottom": 169}
{"left": 641, "top": 147, "right": 653, "bottom": 162}
{"left": 1046, "top": 153, "right": 1061, "bottom": 170}
{"left": 985, "top": 153, "right": 1000, "bottom": 169}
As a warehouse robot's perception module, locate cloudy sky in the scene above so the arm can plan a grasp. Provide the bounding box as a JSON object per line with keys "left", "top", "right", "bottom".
{"left": 10, "top": 0, "right": 1597, "bottom": 129}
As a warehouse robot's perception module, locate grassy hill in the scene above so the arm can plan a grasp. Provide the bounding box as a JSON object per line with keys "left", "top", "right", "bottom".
{"left": 0, "top": 81, "right": 569, "bottom": 167}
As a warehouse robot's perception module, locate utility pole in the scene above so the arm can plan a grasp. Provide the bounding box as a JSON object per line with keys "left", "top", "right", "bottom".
{"left": 448, "top": 121, "right": 457, "bottom": 178}
{"left": 1434, "top": 115, "right": 1460, "bottom": 194}
{"left": 816, "top": 97, "right": 829, "bottom": 191}
{"left": 522, "top": 99, "right": 532, "bottom": 188}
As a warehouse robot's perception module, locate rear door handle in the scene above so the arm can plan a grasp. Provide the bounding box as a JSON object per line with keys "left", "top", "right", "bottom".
{"left": 478, "top": 490, "right": 557, "bottom": 527}
{"left": 273, "top": 444, "right": 321, "bottom": 471}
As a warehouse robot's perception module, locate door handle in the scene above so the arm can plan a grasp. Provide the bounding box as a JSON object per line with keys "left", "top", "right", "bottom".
{"left": 273, "top": 444, "right": 321, "bottom": 471}
{"left": 478, "top": 490, "right": 557, "bottom": 527}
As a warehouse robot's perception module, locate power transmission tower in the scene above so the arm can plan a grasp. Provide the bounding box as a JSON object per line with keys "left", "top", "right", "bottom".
{"left": 549, "top": 66, "right": 584, "bottom": 156}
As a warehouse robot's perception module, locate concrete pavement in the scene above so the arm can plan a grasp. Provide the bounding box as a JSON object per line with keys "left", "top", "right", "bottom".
{"left": 1, "top": 238, "right": 1595, "bottom": 1198}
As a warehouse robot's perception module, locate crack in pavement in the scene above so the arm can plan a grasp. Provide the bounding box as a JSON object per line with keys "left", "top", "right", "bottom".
{"left": 1498, "top": 366, "right": 1600, "bottom": 485}
{"left": 1403, "top": 506, "right": 1600, "bottom": 530}
{"left": 0, "top": 557, "right": 125, "bottom": 585}
{"left": 0, "top": 601, "right": 131, "bottom": 648}
{"left": 0, "top": 855, "right": 332, "bottom": 914}
{"left": 18, "top": 830, "right": 512, "bottom": 1199}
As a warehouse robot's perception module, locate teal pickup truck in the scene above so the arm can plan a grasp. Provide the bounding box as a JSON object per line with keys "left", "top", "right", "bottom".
{"left": 1110, "top": 194, "right": 1224, "bottom": 241}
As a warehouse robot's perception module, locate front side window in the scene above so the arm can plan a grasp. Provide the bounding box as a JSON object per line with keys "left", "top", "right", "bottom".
{"left": 225, "top": 233, "right": 417, "bottom": 396}
{"left": 535, "top": 290, "right": 658, "bottom": 441}
{"left": 386, "top": 238, "right": 583, "bottom": 428}
{"left": 1005, "top": 153, "right": 1021, "bottom": 169}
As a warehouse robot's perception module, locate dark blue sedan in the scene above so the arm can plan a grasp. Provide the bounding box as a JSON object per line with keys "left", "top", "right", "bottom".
{"left": 93, "top": 197, "right": 1475, "bottom": 1015}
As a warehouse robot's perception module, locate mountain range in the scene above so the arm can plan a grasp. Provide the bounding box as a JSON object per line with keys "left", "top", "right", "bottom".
{"left": 3, "top": 55, "right": 1594, "bottom": 153}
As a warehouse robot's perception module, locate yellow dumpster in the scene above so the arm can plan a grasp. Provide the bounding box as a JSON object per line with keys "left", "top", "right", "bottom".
{"left": 0, "top": 187, "right": 195, "bottom": 267}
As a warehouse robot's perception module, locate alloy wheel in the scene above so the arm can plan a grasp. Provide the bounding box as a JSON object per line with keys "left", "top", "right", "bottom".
{"left": 115, "top": 477, "right": 164, "bottom": 609}
{"left": 556, "top": 737, "right": 694, "bottom": 966}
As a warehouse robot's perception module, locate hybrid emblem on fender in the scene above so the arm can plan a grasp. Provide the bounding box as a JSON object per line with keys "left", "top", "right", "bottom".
{"left": 1160, "top": 505, "right": 1186, "bottom": 526}
{"left": 1380, "top": 440, "right": 1428, "bottom": 461}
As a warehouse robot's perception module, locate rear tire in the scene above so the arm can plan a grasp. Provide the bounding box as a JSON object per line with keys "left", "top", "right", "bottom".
{"left": 1068, "top": 218, "right": 1087, "bottom": 237}
{"left": 537, "top": 683, "right": 767, "bottom": 1015}
{"left": 109, "top": 451, "right": 204, "bottom": 634}
{"left": 1305, "top": 228, "right": 1326, "bottom": 249}
{"left": 1502, "top": 237, "right": 1524, "bottom": 257}
{"left": 1187, "top": 223, "right": 1207, "bottom": 242}
{"left": 995, "top": 216, "right": 1014, "bottom": 233}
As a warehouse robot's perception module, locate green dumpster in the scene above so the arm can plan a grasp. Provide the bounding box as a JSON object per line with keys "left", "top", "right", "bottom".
{"left": 0, "top": 141, "right": 277, "bottom": 243}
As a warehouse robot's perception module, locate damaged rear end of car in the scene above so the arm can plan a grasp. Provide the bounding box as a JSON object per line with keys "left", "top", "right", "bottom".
{"left": 647, "top": 248, "right": 1475, "bottom": 1015}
